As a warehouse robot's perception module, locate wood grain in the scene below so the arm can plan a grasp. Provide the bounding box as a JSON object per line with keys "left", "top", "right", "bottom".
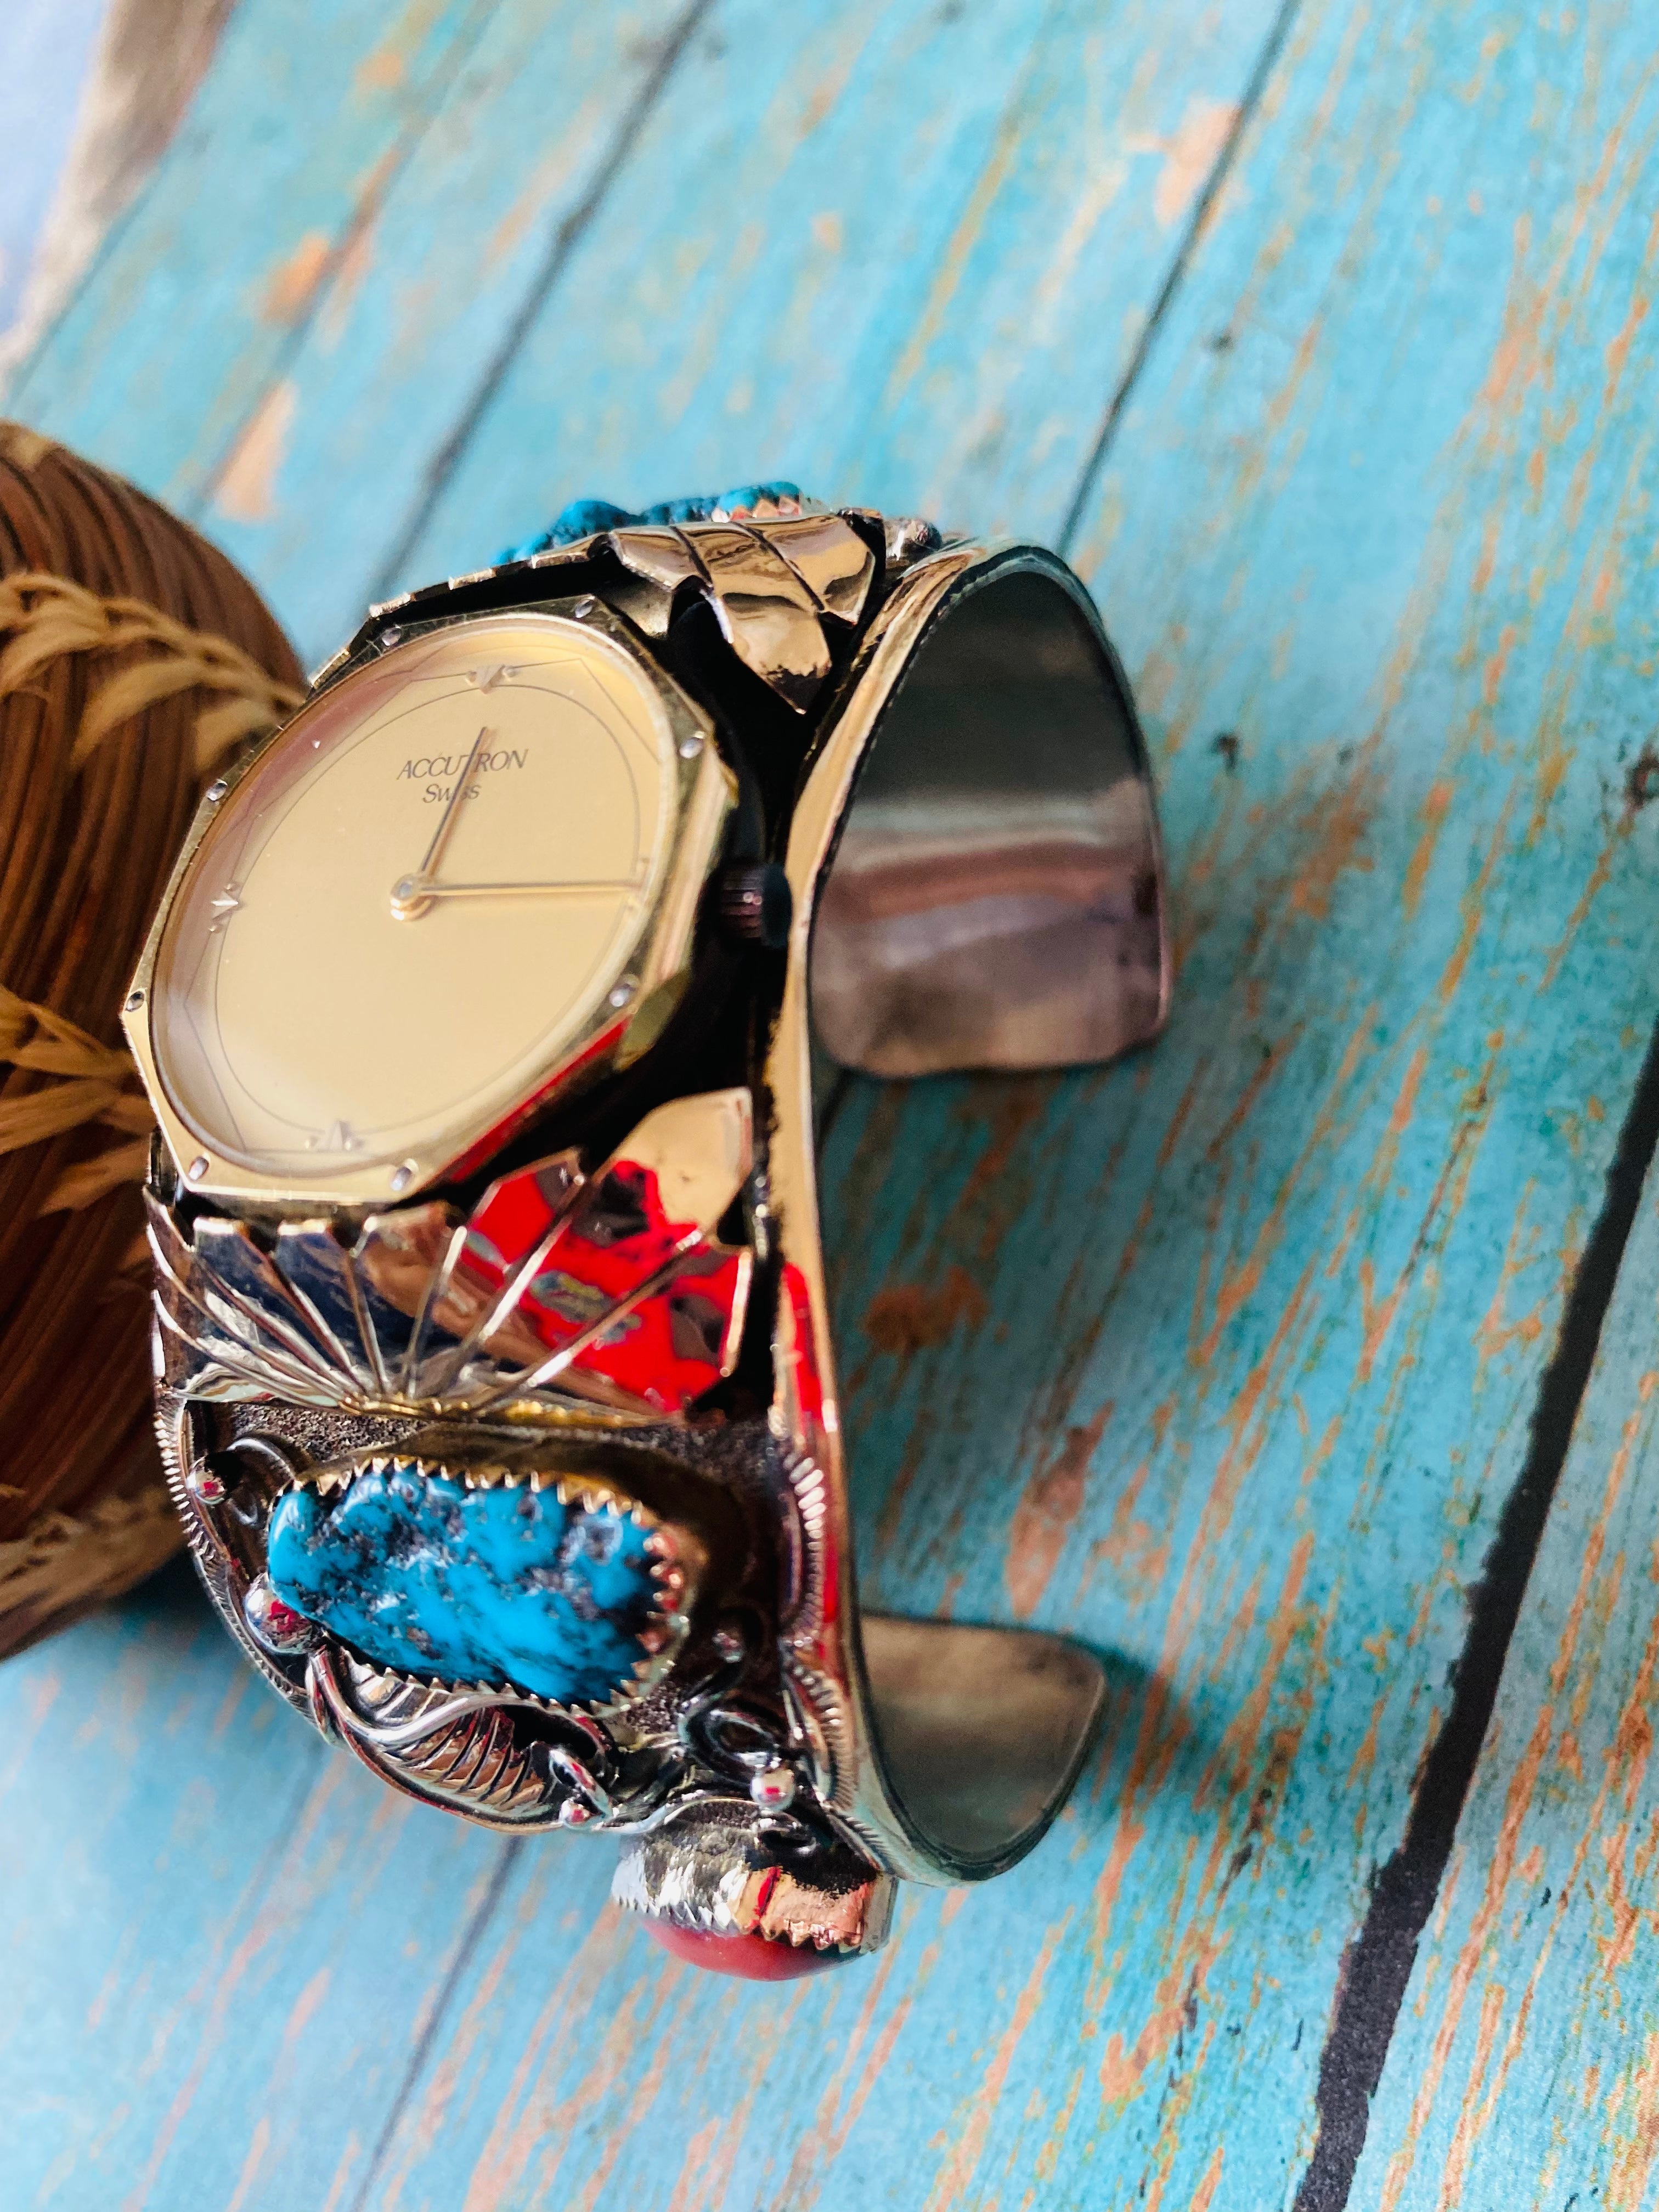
{"left": 1351, "top": 1171, "right": 1659, "bottom": 2209}
{"left": 8, "top": 0, "right": 501, "bottom": 529}
{"left": 0, "top": 1564, "right": 511, "bottom": 2210}
{"left": 177, "top": 0, "right": 703, "bottom": 662}
{"left": 7, "top": 0, "right": 1289, "bottom": 670}
{"left": 0, "top": 0, "right": 238, "bottom": 380}
{"left": 392, "top": 0, "right": 1292, "bottom": 642}
{"left": 0, "top": 1, "right": 1294, "bottom": 2207}
{"left": 5, "top": 0, "right": 1659, "bottom": 2205}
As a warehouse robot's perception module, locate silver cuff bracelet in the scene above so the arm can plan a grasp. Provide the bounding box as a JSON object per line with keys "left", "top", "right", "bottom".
{"left": 124, "top": 495, "right": 1169, "bottom": 1976}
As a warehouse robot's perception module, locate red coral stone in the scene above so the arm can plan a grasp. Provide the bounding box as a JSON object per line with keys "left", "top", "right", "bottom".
{"left": 642, "top": 1921, "right": 848, "bottom": 1980}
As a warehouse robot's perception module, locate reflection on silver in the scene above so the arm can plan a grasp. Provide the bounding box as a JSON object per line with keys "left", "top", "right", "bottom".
{"left": 242, "top": 1572, "right": 321, "bottom": 1656}
{"left": 608, "top": 512, "right": 876, "bottom": 713}
{"left": 766, "top": 538, "right": 1165, "bottom": 1891}
{"left": 150, "top": 1090, "right": 753, "bottom": 1423}
{"left": 860, "top": 1615, "right": 1108, "bottom": 1867}
{"left": 308, "top": 1647, "right": 572, "bottom": 1827}
{"left": 812, "top": 565, "right": 1167, "bottom": 1075}
{"left": 611, "top": 1799, "right": 896, "bottom": 1956}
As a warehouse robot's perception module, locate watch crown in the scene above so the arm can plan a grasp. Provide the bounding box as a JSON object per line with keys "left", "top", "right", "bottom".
{"left": 718, "top": 863, "right": 791, "bottom": 950}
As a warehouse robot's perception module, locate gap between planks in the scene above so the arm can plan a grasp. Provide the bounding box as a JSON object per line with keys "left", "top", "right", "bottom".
{"left": 346, "top": 1839, "right": 524, "bottom": 2212}
{"left": 1293, "top": 1016, "right": 1659, "bottom": 2209}
{"left": 362, "top": 0, "right": 718, "bottom": 605}
{"left": 1056, "top": 0, "right": 1304, "bottom": 562}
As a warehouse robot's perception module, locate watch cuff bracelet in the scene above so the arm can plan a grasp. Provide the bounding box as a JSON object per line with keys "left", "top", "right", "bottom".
{"left": 123, "top": 484, "right": 1170, "bottom": 1979}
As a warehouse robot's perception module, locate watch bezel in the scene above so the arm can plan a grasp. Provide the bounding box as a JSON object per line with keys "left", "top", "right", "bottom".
{"left": 123, "top": 600, "right": 735, "bottom": 1209}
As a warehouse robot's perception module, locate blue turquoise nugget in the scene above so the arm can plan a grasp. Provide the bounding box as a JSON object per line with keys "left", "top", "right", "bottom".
{"left": 266, "top": 1460, "right": 661, "bottom": 1707}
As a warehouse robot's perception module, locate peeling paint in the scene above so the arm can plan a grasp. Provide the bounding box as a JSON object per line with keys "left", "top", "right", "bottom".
{"left": 212, "top": 377, "right": 296, "bottom": 524}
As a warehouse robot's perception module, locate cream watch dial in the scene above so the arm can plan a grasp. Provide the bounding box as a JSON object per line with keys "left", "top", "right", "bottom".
{"left": 150, "top": 614, "right": 681, "bottom": 1186}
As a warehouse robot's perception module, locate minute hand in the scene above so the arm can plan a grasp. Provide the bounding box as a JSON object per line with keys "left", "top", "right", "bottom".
{"left": 397, "top": 877, "right": 642, "bottom": 902}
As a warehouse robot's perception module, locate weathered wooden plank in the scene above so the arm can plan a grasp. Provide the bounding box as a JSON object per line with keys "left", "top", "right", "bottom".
{"left": 348, "top": 3, "right": 1659, "bottom": 2208}
{"left": 0, "top": 0, "right": 242, "bottom": 381}
{"left": 0, "top": 17, "right": 707, "bottom": 2199}
{"left": 362, "top": 1827, "right": 1094, "bottom": 2212}
{"left": 7, "top": 0, "right": 500, "bottom": 511}
{"left": 0, "top": 1563, "right": 516, "bottom": 2211}
{"left": 182, "top": 0, "right": 702, "bottom": 662}
{"left": 0, "top": 2, "right": 1303, "bottom": 2207}
{"left": 1350, "top": 1163, "right": 1659, "bottom": 2207}
{"left": 2, "top": 0, "right": 1272, "bottom": 674}
{"left": 393, "top": 0, "right": 1286, "bottom": 641}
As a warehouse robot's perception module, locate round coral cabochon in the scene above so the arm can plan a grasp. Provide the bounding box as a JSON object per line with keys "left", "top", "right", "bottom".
{"left": 641, "top": 1922, "right": 850, "bottom": 1980}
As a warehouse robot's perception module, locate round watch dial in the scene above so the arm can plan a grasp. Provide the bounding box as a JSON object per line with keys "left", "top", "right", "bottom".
{"left": 151, "top": 613, "right": 680, "bottom": 1187}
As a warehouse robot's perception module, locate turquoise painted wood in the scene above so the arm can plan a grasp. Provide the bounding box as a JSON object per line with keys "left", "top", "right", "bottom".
{"left": 9, "top": 0, "right": 1288, "bottom": 669}
{"left": 8, "top": 0, "right": 503, "bottom": 512}
{"left": 1351, "top": 1159, "right": 1659, "bottom": 2208}
{"left": 0, "top": 1566, "right": 513, "bottom": 2210}
{"left": 176, "top": 0, "right": 700, "bottom": 661}
{"left": 0, "top": 0, "right": 110, "bottom": 338}
{"left": 393, "top": 0, "right": 1288, "bottom": 640}
{"left": 349, "top": 4, "right": 1659, "bottom": 2202}
{"left": 4, "top": 0, "right": 1659, "bottom": 2204}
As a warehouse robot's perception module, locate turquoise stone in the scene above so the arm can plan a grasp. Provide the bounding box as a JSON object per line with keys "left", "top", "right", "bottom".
{"left": 265, "top": 1460, "right": 661, "bottom": 1707}
{"left": 499, "top": 481, "right": 805, "bottom": 560}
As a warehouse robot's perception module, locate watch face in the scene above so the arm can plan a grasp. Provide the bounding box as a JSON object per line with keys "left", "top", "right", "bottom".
{"left": 147, "top": 613, "right": 695, "bottom": 1193}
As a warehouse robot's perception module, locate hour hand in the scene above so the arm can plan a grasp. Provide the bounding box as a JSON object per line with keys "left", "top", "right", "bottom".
{"left": 391, "top": 725, "right": 491, "bottom": 917}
